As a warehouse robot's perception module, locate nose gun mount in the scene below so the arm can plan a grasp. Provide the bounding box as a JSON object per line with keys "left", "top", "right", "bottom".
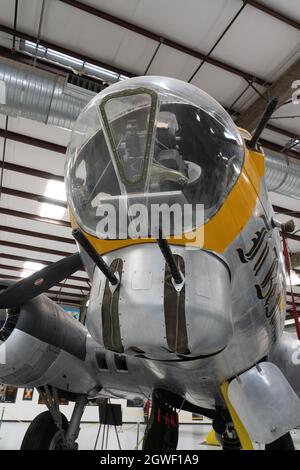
{"left": 86, "top": 242, "right": 233, "bottom": 360}
{"left": 156, "top": 235, "right": 185, "bottom": 291}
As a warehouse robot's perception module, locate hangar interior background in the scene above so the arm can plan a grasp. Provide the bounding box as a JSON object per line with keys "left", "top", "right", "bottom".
{"left": 0, "top": 0, "right": 299, "bottom": 450}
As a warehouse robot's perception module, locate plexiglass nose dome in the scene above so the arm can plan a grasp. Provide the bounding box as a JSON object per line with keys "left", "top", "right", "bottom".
{"left": 65, "top": 76, "right": 244, "bottom": 239}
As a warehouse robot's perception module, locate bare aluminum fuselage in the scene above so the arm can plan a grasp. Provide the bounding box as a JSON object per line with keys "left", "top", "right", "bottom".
{"left": 0, "top": 149, "right": 288, "bottom": 413}
{"left": 83, "top": 173, "right": 286, "bottom": 410}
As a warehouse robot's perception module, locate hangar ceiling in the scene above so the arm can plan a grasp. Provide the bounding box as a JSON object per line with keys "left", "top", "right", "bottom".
{"left": 0, "top": 0, "right": 299, "bottom": 320}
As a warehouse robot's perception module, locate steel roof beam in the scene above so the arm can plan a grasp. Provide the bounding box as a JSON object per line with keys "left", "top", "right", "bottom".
{"left": 286, "top": 232, "right": 300, "bottom": 243}
{"left": 0, "top": 207, "right": 71, "bottom": 228}
{"left": 47, "top": 298, "right": 83, "bottom": 306}
{"left": 242, "top": 0, "right": 300, "bottom": 31}
{"left": 57, "top": 0, "right": 270, "bottom": 87}
{"left": 0, "top": 261, "right": 88, "bottom": 283}
{"left": 1, "top": 187, "right": 67, "bottom": 208}
{"left": 1, "top": 161, "right": 64, "bottom": 182}
{"left": 273, "top": 206, "right": 300, "bottom": 219}
{"left": 0, "top": 240, "right": 72, "bottom": 257}
{"left": 287, "top": 292, "right": 300, "bottom": 299}
{"left": 236, "top": 58, "right": 300, "bottom": 132}
{"left": 0, "top": 253, "right": 88, "bottom": 281}
{"left": 266, "top": 124, "right": 299, "bottom": 141}
{"left": 0, "top": 225, "right": 75, "bottom": 245}
{"left": 0, "top": 252, "right": 85, "bottom": 273}
{"left": 47, "top": 290, "right": 85, "bottom": 300}
{"left": 47, "top": 290, "right": 86, "bottom": 300}
{"left": 0, "top": 23, "right": 135, "bottom": 79}
{"left": 0, "top": 273, "right": 89, "bottom": 291}
{"left": 261, "top": 138, "right": 300, "bottom": 161}
{"left": 0, "top": 128, "right": 66, "bottom": 154}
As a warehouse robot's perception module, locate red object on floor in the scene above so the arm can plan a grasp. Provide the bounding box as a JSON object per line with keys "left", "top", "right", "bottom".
{"left": 282, "top": 232, "right": 300, "bottom": 339}
{"left": 145, "top": 399, "right": 150, "bottom": 420}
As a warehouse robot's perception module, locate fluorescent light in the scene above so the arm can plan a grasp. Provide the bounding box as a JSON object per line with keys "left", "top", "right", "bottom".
{"left": 44, "top": 180, "right": 67, "bottom": 201}
{"left": 286, "top": 271, "right": 300, "bottom": 286}
{"left": 21, "top": 261, "right": 45, "bottom": 278}
{"left": 285, "top": 319, "right": 295, "bottom": 326}
{"left": 85, "top": 63, "right": 115, "bottom": 75}
{"left": 24, "top": 40, "right": 46, "bottom": 54}
{"left": 39, "top": 203, "right": 66, "bottom": 219}
{"left": 24, "top": 40, "right": 36, "bottom": 48}
{"left": 84, "top": 63, "right": 119, "bottom": 80}
{"left": 23, "top": 40, "right": 122, "bottom": 84}
{"left": 39, "top": 180, "right": 67, "bottom": 220}
{"left": 47, "top": 48, "right": 83, "bottom": 67}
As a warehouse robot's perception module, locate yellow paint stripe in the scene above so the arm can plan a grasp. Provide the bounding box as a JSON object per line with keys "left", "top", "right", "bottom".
{"left": 206, "top": 428, "right": 220, "bottom": 447}
{"left": 220, "top": 381, "right": 254, "bottom": 450}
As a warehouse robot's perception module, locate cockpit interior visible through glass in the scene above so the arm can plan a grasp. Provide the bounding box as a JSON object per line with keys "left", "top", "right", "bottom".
{"left": 66, "top": 77, "right": 244, "bottom": 239}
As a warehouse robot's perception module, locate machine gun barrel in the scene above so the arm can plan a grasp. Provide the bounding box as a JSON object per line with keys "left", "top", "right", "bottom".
{"left": 248, "top": 97, "right": 278, "bottom": 150}
{"left": 156, "top": 236, "right": 183, "bottom": 285}
{"left": 72, "top": 229, "right": 119, "bottom": 285}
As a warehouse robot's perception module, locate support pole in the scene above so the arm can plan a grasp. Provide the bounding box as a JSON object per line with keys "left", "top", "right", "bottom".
{"left": 66, "top": 394, "right": 87, "bottom": 448}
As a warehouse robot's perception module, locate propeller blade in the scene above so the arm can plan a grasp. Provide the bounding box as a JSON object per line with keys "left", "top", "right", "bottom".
{"left": 0, "top": 253, "right": 83, "bottom": 308}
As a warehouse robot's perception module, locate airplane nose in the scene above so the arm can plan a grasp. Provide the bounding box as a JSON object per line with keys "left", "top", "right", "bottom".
{"left": 87, "top": 244, "right": 233, "bottom": 359}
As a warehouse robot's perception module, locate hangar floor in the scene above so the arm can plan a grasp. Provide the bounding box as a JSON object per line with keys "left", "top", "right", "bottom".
{"left": 0, "top": 421, "right": 300, "bottom": 450}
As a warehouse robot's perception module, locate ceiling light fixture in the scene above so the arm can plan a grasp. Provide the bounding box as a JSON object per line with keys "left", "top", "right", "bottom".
{"left": 21, "top": 261, "right": 45, "bottom": 278}
{"left": 39, "top": 180, "right": 67, "bottom": 220}
{"left": 39, "top": 203, "right": 66, "bottom": 220}
{"left": 44, "top": 180, "right": 67, "bottom": 201}
{"left": 286, "top": 270, "right": 300, "bottom": 286}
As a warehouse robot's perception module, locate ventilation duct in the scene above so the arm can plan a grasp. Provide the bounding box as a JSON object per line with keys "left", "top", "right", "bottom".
{"left": 0, "top": 57, "right": 96, "bottom": 129}
{"left": 264, "top": 150, "right": 300, "bottom": 199}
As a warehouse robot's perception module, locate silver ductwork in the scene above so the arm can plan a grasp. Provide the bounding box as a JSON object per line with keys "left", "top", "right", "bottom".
{"left": 264, "top": 149, "right": 300, "bottom": 199}
{"left": 0, "top": 57, "right": 95, "bottom": 129}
